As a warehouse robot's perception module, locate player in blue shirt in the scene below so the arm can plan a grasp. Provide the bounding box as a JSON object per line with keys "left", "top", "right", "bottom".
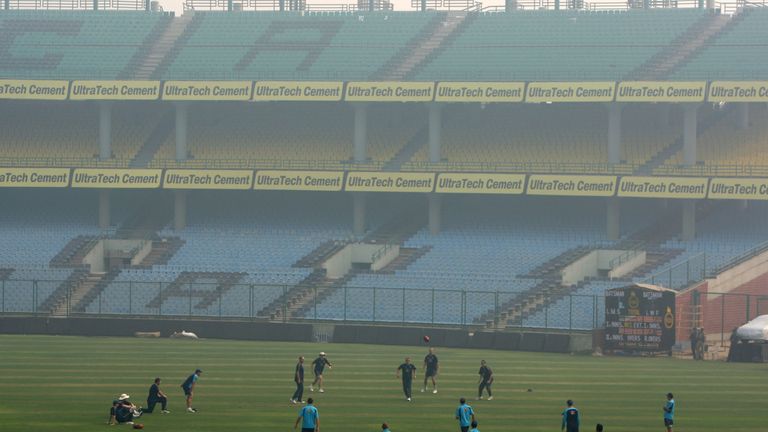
{"left": 663, "top": 393, "right": 675, "bottom": 432}
{"left": 381, "top": 422, "right": 391, "bottom": 432}
{"left": 561, "top": 399, "right": 580, "bottom": 432}
{"left": 455, "top": 398, "right": 476, "bottom": 432}
{"left": 294, "top": 397, "right": 319, "bottom": 432}
{"left": 469, "top": 420, "right": 480, "bottom": 432}
{"left": 180, "top": 369, "right": 202, "bottom": 413}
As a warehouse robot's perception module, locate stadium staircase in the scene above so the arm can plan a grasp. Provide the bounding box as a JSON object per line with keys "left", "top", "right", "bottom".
{"left": 51, "top": 270, "right": 120, "bottom": 315}
{"left": 119, "top": 14, "right": 174, "bottom": 80}
{"left": 381, "top": 127, "right": 427, "bottom": 171}
{"left": 146, "top": 13, "right": 200, "bottom": 80}
{"left": 129, "top": 110, "right": 175, "bottom": 168}
{"left": 375, "top": 12, "right": 470, "bottom": 80}
{"left": 146, "top": 271, "right": 246, "bottom": 310}
{"left": 128, "top": 13, "right": 194, "bottom": 80}
{"left": 372, "top": 246, "right": 432, "bottom": 274}
{"left": 628, "top": 11, "right": 734, "bottom": 80}
{"left": 50, "top": 235, "right": 102, "bottom": 268}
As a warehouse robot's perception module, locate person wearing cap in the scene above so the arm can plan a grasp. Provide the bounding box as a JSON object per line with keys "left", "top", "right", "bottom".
{"left": 310, "top": 352, "right": 332, "bottom": 393}
{"left": 109, "top": 394, "right": 141, "bottom": 425}
{"left": 291, "top": 356, "right": 305, "bottom": 404}
{"left": 294, "top": 397, "right": 319, "bottom": 432}
{"left": 181, "top": 369, "right": 202, "bottom": 413}
{"left": 561, "top": 399, "right": 580, "bottom": 432}
{"left": 144, "top": 377, "right": 170, "bottom": 414}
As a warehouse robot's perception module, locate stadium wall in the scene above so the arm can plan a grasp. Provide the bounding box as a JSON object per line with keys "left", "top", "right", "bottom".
{"left": 0, "top": 317, "right": 590, "bottom": 353}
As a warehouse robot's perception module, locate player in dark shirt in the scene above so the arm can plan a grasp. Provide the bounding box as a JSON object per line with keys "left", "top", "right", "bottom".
{"left": 396, "top": 357, "right": 417, "bottom": 401}
{"left": 291, "top": 356, "right": 305, "bottom": 404}
{"left": 310, "top": 352, "right": 332, "bottom": 393}
{"left": 561, "top": 399, "right": 580, "bottom": 432}
{"left": 422, "top": 347, "right": 439, "bottom": 393}
{"left": 477, "top": 360, "right": 493, "bottom": 400}
{"left": 144, "top": 377, "right": 169, "bottom": 414}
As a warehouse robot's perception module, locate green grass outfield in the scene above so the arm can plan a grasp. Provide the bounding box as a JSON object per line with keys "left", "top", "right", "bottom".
{"left": 0, "top": 335, "right": 764, "bottom": 432}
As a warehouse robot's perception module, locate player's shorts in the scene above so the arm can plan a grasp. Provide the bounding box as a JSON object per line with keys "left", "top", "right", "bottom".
{"left": 425, "top": 368, "right": 437, "bottom": 377}
{"left": 314, "top": 370, "right": 324, "bottom": 377}
{"left": 182, "top": 387, "right": 192, "bottom": 396}
{"left": 664, "top": 419, "right": 674, "bottom": 427}
{"left": 460, "top": 427, "right": 469, "bottom": 432}
{"left": 302, "top": 428, "right": 316, "bottom": 432}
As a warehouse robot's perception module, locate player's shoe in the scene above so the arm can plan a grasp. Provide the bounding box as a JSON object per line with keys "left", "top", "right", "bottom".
{"left": 477, "top": 396, "right": 483, "bottom": 400}
{"left": 433, "top": 389, "right": 438, "bottom": 394}
{"left": 420, "top": 388, "right": 425, "bottom": 393}
{"left": 162, "top": 410, "right": 171, "bottom": 414}
{"left": 407, "top": 397, "right": 411, "bottom": 401}
{"left": 187, "top": 408, "right": 197, "bottom": 413}
{"left": 291, "top": 399, "right": 297, "bottom": 404}
{"left": 310, "top": 386, "right": 314, "bottom": 392}
{"left": 487, "top": 396, "right": 493, "bottom": 401}
{"left": 319, "top": 389, "right": 325, "bottom": 393}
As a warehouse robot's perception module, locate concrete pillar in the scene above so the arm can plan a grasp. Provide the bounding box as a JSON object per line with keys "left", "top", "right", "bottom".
{"left": 174, "top": 190, "right": 187, "bottom": 231}
{"left": 682, "top": 200, "right": 696, "bottom": 241}
{"left": 428, "top": 103, "right": 442, "bottom": 163}
{"left": 607, "top": 103, "right": 623, "bottom": 164}
{"left": 683, "top": 103, "right": 699, "bottom": 166}
{"left": 175, "top": 102, "right": 188, "bottom": 162}
{"left": 352, "top": 193, "right": 366, "bottom": 237}
{"left": 98, "top": 190, "right": 110, "bottom": 229}
{"left": 738, "top": 103, "right": 750, "bottom": 130}
{"left": 353, "top": 103, "right": 368, "bottom": 163}
{"left": 428, "top": 194, "right": 441, "bottom": 235}
{"left": 607, "top": 198, "right": 620, "bottom": 241}
{"left": 98, "top": 102, "right": 112, "bottom": 161}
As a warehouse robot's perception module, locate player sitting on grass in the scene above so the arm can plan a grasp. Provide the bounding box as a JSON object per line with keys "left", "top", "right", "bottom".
{"left": 109, "top": 394, "right": 142, "bottom": 425}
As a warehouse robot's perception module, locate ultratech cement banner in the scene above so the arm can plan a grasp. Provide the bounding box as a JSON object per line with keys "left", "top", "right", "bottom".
{"left": 70, "top": 81, "right": 161, "bottom": 101}
{"left": 618, "top": 176, "right": 708, "bottom": 199}
{"left": 344, "top": 82, "right": 435, "bottom": 102}
{"left": 616, "top": 81, "right": 706, "bottom": 103}
{"left": 71, "top": 169, "right": 161, "bottom": 189}
{"left": 161, "top": 81, "right": 253, "bottom": 101}
{"left": 252, "top": 81, "right": 343, "bottom": 102}
{"left": 435, "top": 173, "right": 525, "bottom": 194}
{"left": 708, "top": 81, "right": 768, "bottom": 103}
{"left": 163, "top": 169, "right": 253, "bottom": 190}
{"left": 434, "top": 82, "right": 525, "bottom": 103}
{"left": 525, "top": 82, "right": 616, "bottom": 103}
{"left": 345, "top": 172, "right": 435, "bottom": 193}
{"left": 526, "top": 175, "right": 617, "bottom": 197}
{"left": 0, "top": 80, "right": 69, "bottom": 100}
{"left": 253, "top": 170, "right": 344, "bottom": 191}
{"left": 0, "top": 168, "right": 70, "bottom": 187}
{"left": 708, "top": 178, "right": 768, "bottom": 200}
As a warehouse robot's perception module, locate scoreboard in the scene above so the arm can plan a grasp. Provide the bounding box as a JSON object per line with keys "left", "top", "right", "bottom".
{"left": 604, "top": 284, "right": 676, "bottom": 352}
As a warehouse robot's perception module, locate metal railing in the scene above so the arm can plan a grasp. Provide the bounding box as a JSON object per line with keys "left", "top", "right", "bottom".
{"left": 641, "top": 252, "right": 706, "bottom": 290}
{"left": 607, "top": 249, "right": 642, "bottom": 270}
{"left": 0, "top": 279, "right": 604, "bottom": 330}
{"left": 402, "top": 160, "right": 638, "bottom": 174}
{"left": 709, "top": 239, "right": 768, "bottom": 276}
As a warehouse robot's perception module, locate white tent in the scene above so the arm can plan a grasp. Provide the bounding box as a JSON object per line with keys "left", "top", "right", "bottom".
{"left": 736, "top": 315, "right": 768, "bottom": 342}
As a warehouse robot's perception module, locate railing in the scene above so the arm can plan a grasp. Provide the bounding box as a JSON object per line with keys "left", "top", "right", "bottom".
{"left": 709, "top": 239, "right": 768, "bottom": 276}
{"left": 641, "top": 252, "right": 706, "bottom": 290}
{"left": 654, "top": 163, "right": 768, "bottom": 178}
{"left": 607, "top": 249, "right": 642, "bottom": 271}
{"left": 370, "top": 243, "right": 395, "bottom": 262}
{"left": 0, "top": 279, "right": 605, "bottom": 330}
{"left": 149, "top": 158, "right": 388, "bottom": 170}
{"left": 410, "top": 0, "right": 479, "bottom": 10}
{"left": 0, "top": 157, "right": 133, "bottom": 168}
{"left": 402, "top": 160, "right": 639, "bottom": 174}
{"left": 3, "top": 0, "right": 146, "bottom": 9}
{"left": 184, "top": 0, "right": 287, "bottom": 10}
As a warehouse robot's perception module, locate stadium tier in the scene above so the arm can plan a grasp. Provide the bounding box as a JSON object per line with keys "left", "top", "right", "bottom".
{"left": 673, "top": 8, "right": 768, "bottom": 80}
{"left": 403, "top": 104, "right": 679, "bottom": 173}
{"left": 412, "top": 9, "right": 708, "bottom": 81}
{"left": 0, "top": 11, "right": 166, "bottom": 79}
{"left": 150, "top": 103, "right": 423, "bottom": 170}
{"left": 159, "top": 11, "right": 439, "bottom": 80}
{"left": 0, "top": 102, "right": 165, "bottom": 167}
{"left": 655, "top": 105, "right": 768, "bottom": 176}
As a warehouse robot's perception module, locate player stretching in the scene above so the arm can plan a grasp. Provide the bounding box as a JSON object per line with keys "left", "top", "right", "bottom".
{"left": 181, "top": 369, "right": 202, "bottom": 413}
{"left": 396, "top": 357, "right": 416, "bottom": 401}
{"left": 422, "top": 347, "right": 439, "bottom": 393}
{"left": 663, "top": 393, "right": 675, "bottom": 432}
{"left": 477, "top": 360, "right": 493, "bottom": 400}
{"left": 310, "top": 352, "right": 332, "bottom": 393}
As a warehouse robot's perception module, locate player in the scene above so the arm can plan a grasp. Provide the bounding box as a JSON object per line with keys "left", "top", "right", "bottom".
{"left": 291, "top": 356, "right": 305, "bottom": 404}
{"left": 396, "top": 357, "right": 416, "bottom": 401}
{"left": 663, "top": 393, "right": 675, "bottom": 432}
{"left": 382, "top": 423, "right": 391, "bottom": 432}
{"left": 310, "top": 352, "right": 332, "bottom": 393}
{"left": 561, "top": 399, "right": 580, "bottom": 432}
{"left": 109, "top": 394, "right": 142, "bottom": 425}
{"left": 144, "top": 377, "right": 169, "bottom": 414}
{"left": 455, "top": 397, "right": 475, "bottom": 432}
{"left": 477, "top": 360, "right": 493, "bottom": 400}
{"left": 469, "top": 420, "right": 480, "bottom": 432}
{"left": 596, "top": 424, "right": 604, "bottom": 432}
{"left": 181, "top": 369, "right": 202, "bottom": 413}
{"left": 422, "top": 347, "right": 439, "bottom": 393}
{"left": 294, "top": 397, "right": 319, "bottom": 432}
